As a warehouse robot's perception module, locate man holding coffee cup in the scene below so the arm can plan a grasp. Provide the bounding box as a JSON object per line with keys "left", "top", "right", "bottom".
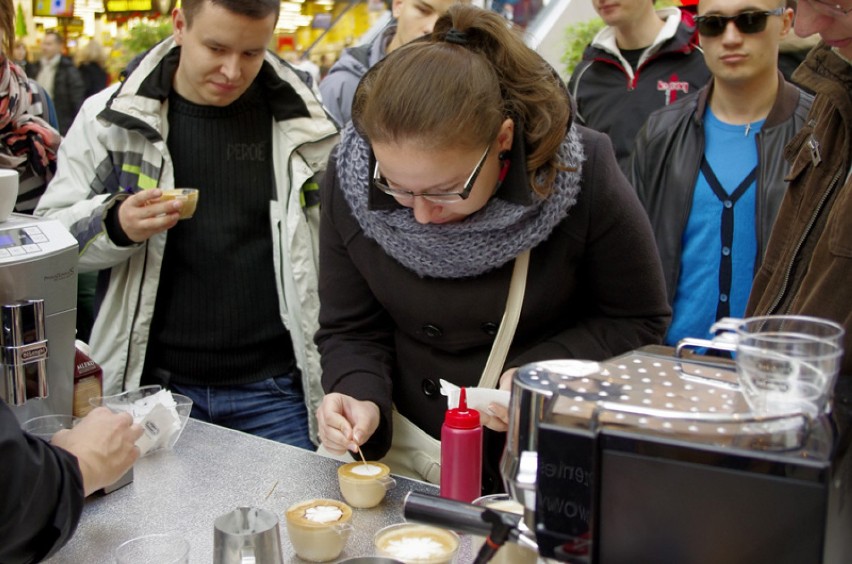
{"left": 35, "top": 0, "right": 338, "bottom": 449}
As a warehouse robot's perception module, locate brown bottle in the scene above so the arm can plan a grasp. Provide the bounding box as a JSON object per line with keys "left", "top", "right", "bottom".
{"left": 73, "top": 345, "right": 103, "bottom": 417}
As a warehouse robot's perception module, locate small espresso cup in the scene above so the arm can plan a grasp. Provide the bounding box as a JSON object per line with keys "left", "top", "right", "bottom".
{"left": 159, "top": 188, "right": 199, "bottom": 219}
{"left": 374, "top": 523, "right": 460, "bottom": 564}
{"left": 285, "top": 498, "right": 353, "bottom": 562}
{"left": 338, "top": 461, "right": 396, "bottom": 508}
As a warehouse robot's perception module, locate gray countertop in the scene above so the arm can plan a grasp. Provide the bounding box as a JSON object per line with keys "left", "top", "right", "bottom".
{"left": 47, "top": 419, "right": 474, "bottom": 563}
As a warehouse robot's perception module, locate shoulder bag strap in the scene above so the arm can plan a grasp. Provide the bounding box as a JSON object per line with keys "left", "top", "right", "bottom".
{"left": 478, "top": 249, "right": 530, "bottom": 389}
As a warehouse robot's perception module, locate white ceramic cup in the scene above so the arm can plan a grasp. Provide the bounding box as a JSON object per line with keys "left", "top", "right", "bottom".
{"left": 285, "top": 498, "right": 353, "bottom": 562}
{"left": 338, "top": 461, "right": 396, "bottom": 508}
{"left": 374, "top": 523, "right": 460, "bottom": 564}
{"left": 0, "top": 169, "right": 19, "bottom": 222}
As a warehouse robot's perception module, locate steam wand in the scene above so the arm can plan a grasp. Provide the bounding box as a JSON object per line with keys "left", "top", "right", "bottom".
{"left": 403, "top": 492, "right": 537, "bottom": 563}
{"left": 472, "top": 508, "right": 519, "bottom": 564}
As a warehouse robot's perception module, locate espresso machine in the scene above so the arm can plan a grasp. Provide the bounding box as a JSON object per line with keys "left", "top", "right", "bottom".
{"left": 0, "top": 213, "right": 78, "bottom": 422}
{"left": 501, "top": 347, "right": 852, "bottom": 564}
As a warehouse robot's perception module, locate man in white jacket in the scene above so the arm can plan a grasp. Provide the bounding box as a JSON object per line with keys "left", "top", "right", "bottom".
{"left": 35, "top": 0, "right": 339, "bottom": 449}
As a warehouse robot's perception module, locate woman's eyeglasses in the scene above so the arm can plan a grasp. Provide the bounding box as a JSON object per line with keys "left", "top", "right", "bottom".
{"left": 373, "top": 145, "right": 490, "bottom": 204}
{"left": 695, "top": 8, "right": 784, "bottom": 37}
{"left": 805, "top": 0, "right": 852, "bottom": 18}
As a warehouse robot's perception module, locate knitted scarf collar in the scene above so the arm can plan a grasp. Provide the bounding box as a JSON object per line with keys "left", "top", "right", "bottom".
{"left": 337, "top": 123, "right": 585, "bottom": 279}
{"left": 0, "top": 57, "right": 59, "bottom": 185}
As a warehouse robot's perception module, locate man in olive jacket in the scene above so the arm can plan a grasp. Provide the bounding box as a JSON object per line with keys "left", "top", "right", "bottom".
{"left": 630, "top": 0, "right": 812, "bottom": 346}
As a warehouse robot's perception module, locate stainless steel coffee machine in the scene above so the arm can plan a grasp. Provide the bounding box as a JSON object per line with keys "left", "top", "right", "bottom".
{"left": 0, "top": 213, "right": 77, "bottom": 422}
{"left": 501, "top": 347, "right": 851, "bottom": 564}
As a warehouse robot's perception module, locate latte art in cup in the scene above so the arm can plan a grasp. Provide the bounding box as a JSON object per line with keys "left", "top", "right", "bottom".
{"left": 285, "top": 499, "right": 353, "bottom": 562}
{"left": 374, "top": 523, "right": 460, "bottom": 564}
{"left": 338, "top": 462, "right": 396, "bottom": 508}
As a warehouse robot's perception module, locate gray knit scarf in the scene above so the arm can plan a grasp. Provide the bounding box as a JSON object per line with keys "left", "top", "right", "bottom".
{"left": 337, "top": 123, "right": 585, "bottom": 279}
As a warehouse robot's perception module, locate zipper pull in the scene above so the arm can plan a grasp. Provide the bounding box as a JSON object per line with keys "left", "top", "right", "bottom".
{"left": 806, "top": 135, "right": 822, "bottom": 167}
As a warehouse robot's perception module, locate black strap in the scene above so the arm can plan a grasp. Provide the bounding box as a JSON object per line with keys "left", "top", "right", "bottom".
{"left": 699, "top": 157, "right": 757, "bottom": 320}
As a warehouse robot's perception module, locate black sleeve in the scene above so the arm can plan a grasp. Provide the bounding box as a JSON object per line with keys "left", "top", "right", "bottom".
{"left": 0, "top": 402, "right": 85, "bottom": 563}
{"left": 315, "top": 153, "right": 394, "bottom": 459}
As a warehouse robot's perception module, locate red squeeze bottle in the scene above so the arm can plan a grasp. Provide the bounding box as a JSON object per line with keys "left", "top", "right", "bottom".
{"left": 440, "top": 387, "right": 483, "bottom": 502}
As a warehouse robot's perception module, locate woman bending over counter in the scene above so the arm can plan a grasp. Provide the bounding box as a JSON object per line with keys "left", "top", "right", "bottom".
{"left": 314, "top": 5, "right": 671, "bottom": 488}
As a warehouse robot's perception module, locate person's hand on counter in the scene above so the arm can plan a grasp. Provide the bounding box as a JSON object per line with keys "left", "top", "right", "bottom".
{"left": 317, "top": 393, "right": 380, "bottom": 455}
{"left": 51, "top": 407, "right": 144, "bottom": 496}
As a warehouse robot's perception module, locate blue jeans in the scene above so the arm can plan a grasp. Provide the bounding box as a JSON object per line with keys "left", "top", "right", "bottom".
{"left": 167, "top": 373, "right": 314, "bottom": 450}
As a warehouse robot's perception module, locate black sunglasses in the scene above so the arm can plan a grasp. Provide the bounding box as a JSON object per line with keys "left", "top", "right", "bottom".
{"left": 695, "top": 7, "right": 784, "bottom": 37}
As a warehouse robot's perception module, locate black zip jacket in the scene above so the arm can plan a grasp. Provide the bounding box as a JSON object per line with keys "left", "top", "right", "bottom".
{"left": 568, "top": 8, "right": 710, "bottom": 174}
{"left": 629, "top": 73, "right": 813, "bottom": 303}
{"left": 0, "top": 401, "right": 84, "bottom": 563}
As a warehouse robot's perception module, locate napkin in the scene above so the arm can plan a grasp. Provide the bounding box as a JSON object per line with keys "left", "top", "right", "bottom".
{"left": 440, "top": 379, "right": 510, "bottom": 413}
{"left": 122, "top": 389, "right": 182, "bottom": 456}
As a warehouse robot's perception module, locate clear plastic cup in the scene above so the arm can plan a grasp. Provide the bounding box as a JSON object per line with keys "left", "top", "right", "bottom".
{"left": 736, "top": 315, "right": 844, "bottom": 418}
{"left": 114, "top": 533, "right": 189, "bottom": 564}
{"left": 21, "top": 414, "right": 80, "bottom": 440}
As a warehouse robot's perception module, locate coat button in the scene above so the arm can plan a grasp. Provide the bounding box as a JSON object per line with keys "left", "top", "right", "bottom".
{"left": 481, "top": 322, "right": 499, "bottom": 336}
{"left": 422, "top": 378, "right": 439, "bottom": 396}
{"left": 422, "top": 324, "right": 443, "bottom": 338}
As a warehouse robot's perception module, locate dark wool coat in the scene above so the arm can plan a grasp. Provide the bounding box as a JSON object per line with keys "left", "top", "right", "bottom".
{"left": 316, "top": 125, "right": 671, "bottom": 465}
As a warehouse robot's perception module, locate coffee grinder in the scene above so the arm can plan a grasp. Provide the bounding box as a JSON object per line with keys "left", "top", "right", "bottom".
{"left": 1, "top": 213, "right": 78, "bottom": 422}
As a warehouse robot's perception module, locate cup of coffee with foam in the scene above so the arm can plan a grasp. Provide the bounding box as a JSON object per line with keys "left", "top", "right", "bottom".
{"left": 338, "top": 461, "right": 396, "bottom": 509}
{"left": 159, "top": 188, "right": 199, "bottom": 219}
{"left": 285, "top": 498, "right": 353, "bottom": 562}
{"left": 374, "top": 523, "right": 460, "bottom": 564}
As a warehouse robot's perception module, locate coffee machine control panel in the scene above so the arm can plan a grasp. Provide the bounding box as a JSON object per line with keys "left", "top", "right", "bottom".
{"left": 0, "top": 215, "right": 78, "bottom": 263}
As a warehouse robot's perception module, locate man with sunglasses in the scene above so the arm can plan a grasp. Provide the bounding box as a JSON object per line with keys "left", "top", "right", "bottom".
{"left": 568, "top": 0, "right": 710, "bottom": 174}
{"left": 746, "top": 0, "right": 852, "bottom": 381}
{"left": 629, "top": 0, "right": 813, "bottom": 346}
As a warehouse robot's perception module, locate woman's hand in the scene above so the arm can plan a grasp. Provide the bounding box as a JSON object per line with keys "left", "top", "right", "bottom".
{"left": 316, "top": 393, "right": 380, "bottom": 455}
{"left": 479, "top": 368, "right": 516, "bottom": 433}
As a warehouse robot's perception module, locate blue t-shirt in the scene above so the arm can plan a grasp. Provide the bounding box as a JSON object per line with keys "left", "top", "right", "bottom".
{"left": 666, "top": 109, "right": 765, "bottom": 345}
